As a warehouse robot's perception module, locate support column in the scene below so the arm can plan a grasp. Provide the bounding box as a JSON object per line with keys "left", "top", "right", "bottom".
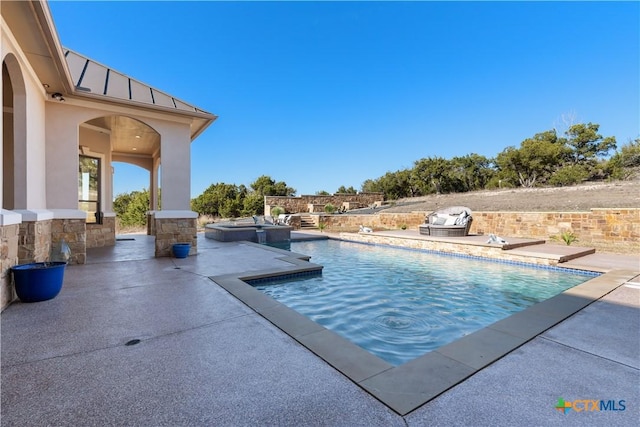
{"left": 152, "top": 122, "right": 197, "bottom": 257}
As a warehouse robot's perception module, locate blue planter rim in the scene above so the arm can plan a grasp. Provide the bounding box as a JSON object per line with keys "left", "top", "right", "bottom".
{"left": 11, "top": 261, "right": 67, "bottom": 271}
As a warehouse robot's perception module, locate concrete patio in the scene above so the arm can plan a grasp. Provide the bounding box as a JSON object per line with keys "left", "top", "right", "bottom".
{"left": 1, "top": 232, "right": 638, "bottom": 426}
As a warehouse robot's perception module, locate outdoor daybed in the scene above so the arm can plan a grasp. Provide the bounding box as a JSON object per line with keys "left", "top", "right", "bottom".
{"left": 419, "top": 206, "right": 473, "bottom": 237}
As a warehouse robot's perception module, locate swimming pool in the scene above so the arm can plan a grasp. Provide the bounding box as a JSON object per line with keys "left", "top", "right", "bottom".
{"left": 253, "top": 240, "right": 598, "bottom": 366}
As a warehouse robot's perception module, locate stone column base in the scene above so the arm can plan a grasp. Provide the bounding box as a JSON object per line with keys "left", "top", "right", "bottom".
{"left": 154, "top": 217, "right": 197, "bottom": 257}
{"left": 86, "top": 216, "right": 116, "bottom": 248}
{"left": 1, "top": 223, "right": 20, "bottom": 310}
{"left": 18, "top": 219, "right": 52, "bottom": 264}
{"left": 51, "top": 218, "right": 87, "bottom": 265}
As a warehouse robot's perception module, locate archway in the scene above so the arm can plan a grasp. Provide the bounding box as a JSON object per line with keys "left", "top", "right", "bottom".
{"left": 2, "top": 54, "right": 27, "bottom": 210}
{"left": 79, "top": 115, "right": 160, "bottom": 242}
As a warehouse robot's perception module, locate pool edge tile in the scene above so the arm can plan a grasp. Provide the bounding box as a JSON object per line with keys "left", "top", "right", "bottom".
{"left": 359, "top": 352, "right": 475, "bottom": 416}
{"left": 297, "top": 329, "right": 394, "bottom": 383}
{"left": 435, "top": 327, "right": 527, "bottom": 370}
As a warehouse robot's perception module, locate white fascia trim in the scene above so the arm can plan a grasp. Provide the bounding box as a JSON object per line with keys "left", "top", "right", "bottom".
{"left": 154, "top": 210, "right": 198, "bottom": 219}
{"left": 103, "top": 211, "right": 116, "bottom": 218}
{"left": 0, "top": 210, "right": 23, "bottom": 226}
{"left": 49, "top": 209, "right": 88, "bottom": 220}
{"left": 12, "top": 209, "right": 55, "bottom": 222}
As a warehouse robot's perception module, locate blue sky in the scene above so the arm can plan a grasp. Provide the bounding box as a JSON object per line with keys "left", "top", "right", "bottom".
{"left": 49, "top": 1, "right": 639, "bottom": 198}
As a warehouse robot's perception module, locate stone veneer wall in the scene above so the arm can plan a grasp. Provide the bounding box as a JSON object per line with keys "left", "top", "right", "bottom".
{"left": 155, "top": 218, "right": 197, "bottom": 257}
{"left": 18, "top": 220, "right": 52, "bottom": 264}
{"left": 1, "top": 224, "right": 20, "bottom": 310}
{"left": 86, "top": 217, "right": 116, "bottom": 248}
{"left": 318, "top": 208, "right": 640, "bottom": 253}
{"left": 341, "top": 232, "right": 561, "bottom": 267}
{"left": 472, "top": 209, "right": 640, "bottom": 252}
{"left": 51, "top": 219, "right": 87, "bottom": 265}
{"left": 265, "top": 193, "right": 384, "bottom": 214}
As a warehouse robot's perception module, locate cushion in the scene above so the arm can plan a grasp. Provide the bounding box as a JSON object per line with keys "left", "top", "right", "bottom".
{"left": 432, "top": 217, "right": 447, "bottom": 225}
{"left": 455, "top": 215, "right": 468, "bottom": 226}
{"left": 444, "top": 216, "right": 458, "bottom": 226}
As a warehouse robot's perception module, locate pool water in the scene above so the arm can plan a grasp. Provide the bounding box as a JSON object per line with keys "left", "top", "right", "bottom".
{"left": 254, "top": 240, "right": 596, "bottom": 366}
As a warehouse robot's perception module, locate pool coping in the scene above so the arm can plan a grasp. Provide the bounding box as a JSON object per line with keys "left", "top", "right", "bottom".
{"left": 210, "top": 241, "right": 639, "bottom": 416}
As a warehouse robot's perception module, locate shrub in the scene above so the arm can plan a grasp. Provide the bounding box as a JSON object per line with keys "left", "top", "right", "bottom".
{"left": 548, "top": 165, "right": 590, "bottom": 187}
{"left": 271, "top": 206, "right": 284, "bottom": 217}
{"left": 324, "top": 203, "right": 337, "bottom": 214}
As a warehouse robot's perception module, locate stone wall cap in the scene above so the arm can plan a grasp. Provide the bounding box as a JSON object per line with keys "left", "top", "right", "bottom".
{"left": 49, "top": 209, "right": 88, "bottom": 220}
{"left": 12, "top": 209, "right": 55, "bottom": 221}
{"left": 0, "top": 209, "right": 22, "bottom": 226}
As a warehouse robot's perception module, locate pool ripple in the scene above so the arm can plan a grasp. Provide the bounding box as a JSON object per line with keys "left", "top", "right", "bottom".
{"left": 254, "top": 240, "right": 593, "bottom": 366}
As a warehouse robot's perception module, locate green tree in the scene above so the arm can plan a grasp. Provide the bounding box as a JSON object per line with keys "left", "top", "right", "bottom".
{"left": 191, "top": 183, "right": 241, "bottom": 217}
{"left": 606, "top": 138, "right": 640, "bottom": 180}
{"left": 336, "top": 185, "right": 358, "bottom": 194}
{"left": 315, "top": 190, "right": 331, "bottom": 195}
{"left": 564, "top": 123, "right": 616, "bottom": 166}
{"left": 411, "top": 157, "right": 452, "bottom": 194}
{"left": 495, "top": 130, "right": 569, "bottom": 187}
{"left": 114, "top": 189, "right": 150, "bottom": 227}
{"left": 242, "top": 192, "right": 264, "bottom": 216}
{"left": 449, "top": 154, "right": 495, "bottom": 192}
{"left": 250, "top": 175, "right": 296, "bottom": 197}
{"left": 361, "top": 179, "right": 381, "bottom": 194}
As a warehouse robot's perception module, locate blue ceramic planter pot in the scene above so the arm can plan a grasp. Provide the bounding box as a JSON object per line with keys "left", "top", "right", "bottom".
{"left": 172, "top": 243, "right": 191, "bottom": 258}
{"left": 11, "top": 262, "right": 66, "bottom": 303}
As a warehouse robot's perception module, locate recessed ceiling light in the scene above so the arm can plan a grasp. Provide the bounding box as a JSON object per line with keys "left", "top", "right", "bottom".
{"left": 132, "top": 147, "right": 137, "bottom": 151}
{"left": 135, "top": 135, "right": 141, "bottom": 139}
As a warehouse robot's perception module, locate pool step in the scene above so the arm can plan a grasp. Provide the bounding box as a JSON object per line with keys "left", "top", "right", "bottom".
{"left": 506, "top": 244, "right": 597, "bottom": 263}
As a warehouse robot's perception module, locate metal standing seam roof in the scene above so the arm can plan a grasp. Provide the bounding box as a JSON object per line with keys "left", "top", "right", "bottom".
{"left": 63, "top": 48, "right": 214, "bottom": 117}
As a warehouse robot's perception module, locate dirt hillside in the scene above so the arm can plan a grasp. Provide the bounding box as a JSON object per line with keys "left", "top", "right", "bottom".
{"left": 384, "top": 180, "right": 639, "bottom": 213}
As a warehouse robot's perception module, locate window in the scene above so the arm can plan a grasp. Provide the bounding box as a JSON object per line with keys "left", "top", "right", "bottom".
{"left": 78, "top": 155, "right": 102, "bottom": 224}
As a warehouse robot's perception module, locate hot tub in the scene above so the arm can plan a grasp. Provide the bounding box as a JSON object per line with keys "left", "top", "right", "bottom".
{"left": 204, "top": 223, "right": 292, "bottom": 244}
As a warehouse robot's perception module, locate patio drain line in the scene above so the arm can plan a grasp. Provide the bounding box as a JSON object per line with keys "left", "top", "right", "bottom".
{"left": 125, "top": 339, "right": 141, "bottom": 346}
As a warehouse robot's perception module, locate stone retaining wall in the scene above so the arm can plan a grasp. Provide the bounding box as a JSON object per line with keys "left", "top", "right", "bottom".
{"left": 265, "top": 193, "right": 384, "bottom": 214}
{"left": 1, "top": 224, "right": 19, "bottom": 310}
{"left": 18, "top": 220, "right": 52, "bottom": 264}
{"left": 319, "top": 208, "right": 640, "bottom": 254}
{"left": 51, "top": 219, "right": 86, "bottom": 265}
{"left": 340, "top": 232, "right": 564, "bottom": 266}
{"left": 87, "top": 217, "right": 116, "bottom": 248}
{"left": 155, "top": 218, "right": 197, "bottom": 257}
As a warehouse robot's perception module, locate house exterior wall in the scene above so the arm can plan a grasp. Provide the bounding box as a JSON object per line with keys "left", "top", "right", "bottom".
{"left": 2, "top": 21, "right": 49, "bottom": 210}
